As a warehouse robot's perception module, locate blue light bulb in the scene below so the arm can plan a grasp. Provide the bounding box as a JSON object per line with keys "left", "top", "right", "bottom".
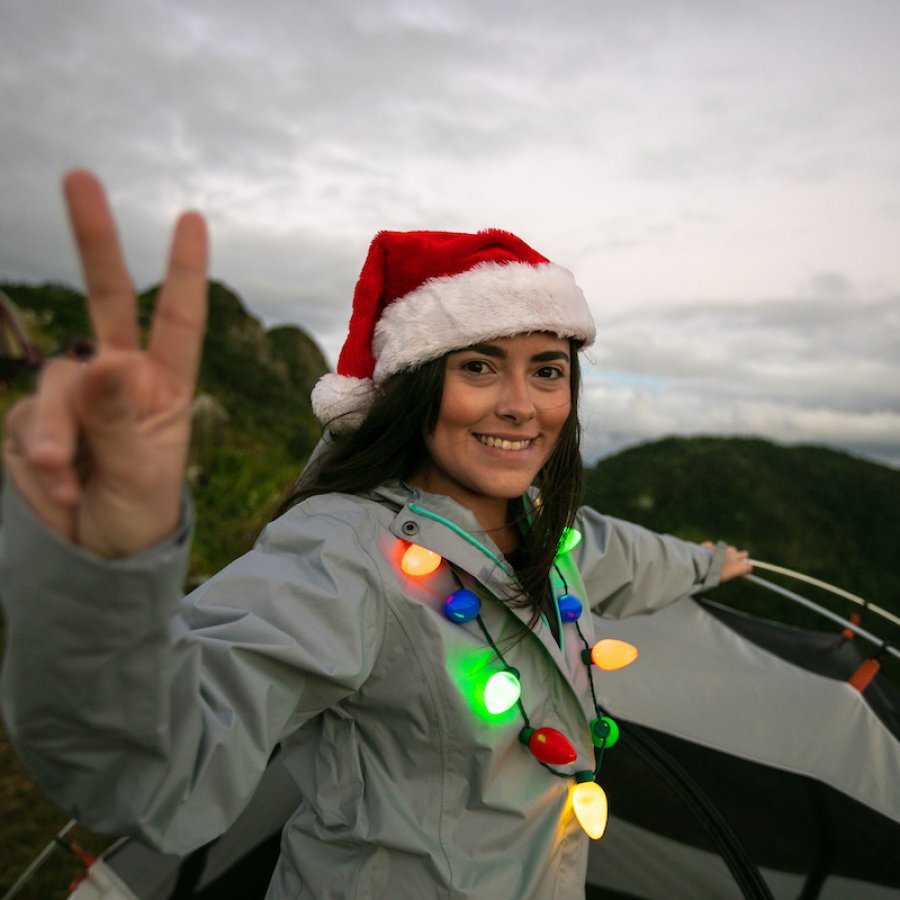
{"left": 444, "top": 589, "right": 481, "bottom": 623}
{"left": 557, "top": 594, "right": 583, "bottom": 623}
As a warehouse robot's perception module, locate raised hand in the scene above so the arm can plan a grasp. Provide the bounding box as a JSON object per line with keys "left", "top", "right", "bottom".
{"left": 2, "top": 170, "right": 208, "bottom": 557}
{"left": 701, "top": 541, "right": 753, "bottom": 582}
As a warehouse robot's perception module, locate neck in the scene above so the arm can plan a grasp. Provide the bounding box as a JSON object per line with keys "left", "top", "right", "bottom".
{"left": 407, "top": 473, "right": 518, "bottom": 553}
{"left": 487, "top": 520, "right": 519, "bottom": 554}
{"left": 458, "top": 499, "right": 520, "bottom": 555}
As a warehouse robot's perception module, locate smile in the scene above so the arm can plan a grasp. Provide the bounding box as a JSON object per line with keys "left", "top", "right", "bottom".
{"left": 475, "top": 434, "right": 534, "bottom": 451}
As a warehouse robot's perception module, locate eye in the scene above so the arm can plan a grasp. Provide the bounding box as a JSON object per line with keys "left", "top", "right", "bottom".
{"left": 536, "top": 365, "right": 566, "bottom": 380}
{"left": 461, "top": 359, "right": 491, "bottom": 374}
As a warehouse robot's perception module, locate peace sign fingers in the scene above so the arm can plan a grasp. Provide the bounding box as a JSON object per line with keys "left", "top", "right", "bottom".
{"left": 9, "top": 169, "right": 212, "bottom": 556}
{"left": 64, "top": 169, "right": 209, "bottom": 400}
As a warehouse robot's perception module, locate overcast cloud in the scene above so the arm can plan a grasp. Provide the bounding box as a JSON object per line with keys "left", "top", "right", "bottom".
{"left": 2, "top": 0, "right": 898, "bottom": 466}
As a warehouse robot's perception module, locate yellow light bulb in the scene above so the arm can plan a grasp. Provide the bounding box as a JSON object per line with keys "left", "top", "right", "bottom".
{"left": 572, "top": 780, "right": 608, "bottom": 840}
{"left": 590, "top": 639, "right": 638, "bottom": 671}
{"left": 400, "top": 543, "right": 442, "bottom": 576}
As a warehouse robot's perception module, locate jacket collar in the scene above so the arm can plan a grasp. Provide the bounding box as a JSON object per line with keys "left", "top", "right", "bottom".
{"left": 369, "top": 481, "right": 594, "bottom": 715}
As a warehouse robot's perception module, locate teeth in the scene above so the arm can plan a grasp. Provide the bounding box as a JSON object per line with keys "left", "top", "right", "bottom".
{"left": 477, "top": 435, "right": 532, "bottom": 451}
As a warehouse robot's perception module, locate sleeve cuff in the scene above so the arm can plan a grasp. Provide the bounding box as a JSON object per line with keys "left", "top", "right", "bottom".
{"left": 0, "top": 473, "right": 193, "bottom": 568}
{"left": 698, "top": 541, "right": 727, "bottom": 591}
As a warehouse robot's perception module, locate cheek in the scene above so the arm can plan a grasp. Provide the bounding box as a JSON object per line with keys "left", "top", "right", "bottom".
{"left": 425, "top": 400, "right": 471, "bottom": 462}
{"left": 541, "top": 393, "right": 571, "bottom": 431}
{"left": 435, "top": 383, "right": 483, "bottom": 431}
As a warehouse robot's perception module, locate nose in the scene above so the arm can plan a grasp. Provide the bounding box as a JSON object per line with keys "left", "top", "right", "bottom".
{"left": 496, "top": 372, "right": 536, "bottom": 423}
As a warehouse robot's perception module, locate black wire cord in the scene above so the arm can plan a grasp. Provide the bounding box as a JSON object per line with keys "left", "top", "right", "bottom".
{"left": 621, "top": 721, "right": 775, "bottom": 900}
{"left": 458, "top": 562, "right": 775, "bottom": 899}
{"left": 553, "top": 564, "right": 773, "bottom": 899}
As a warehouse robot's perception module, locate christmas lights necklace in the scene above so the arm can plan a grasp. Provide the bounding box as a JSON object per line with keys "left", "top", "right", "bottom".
{"left": 400, "top": 531, "right": 638, "bottom": 840}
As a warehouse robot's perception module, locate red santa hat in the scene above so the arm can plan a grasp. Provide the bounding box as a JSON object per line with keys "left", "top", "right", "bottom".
{"left": 311, "top": 228, "right": 596, "bottom": 431}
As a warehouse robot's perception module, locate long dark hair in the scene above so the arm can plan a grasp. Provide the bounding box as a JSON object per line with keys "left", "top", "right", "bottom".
{"left": 279, "top": 342, "right": 584, "bottom": 626}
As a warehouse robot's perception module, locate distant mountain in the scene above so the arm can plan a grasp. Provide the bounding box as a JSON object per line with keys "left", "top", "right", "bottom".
{"left": 4, "top": 280, "right": 897, "bottom": 633}
{"left": 584, "top": 436, "right": 900, "bottom": 660}
{"left": 0, "top": 280, "right": 329, "bottom": 577}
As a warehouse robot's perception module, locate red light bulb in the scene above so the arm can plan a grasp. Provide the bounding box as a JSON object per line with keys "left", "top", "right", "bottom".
{"left": 519, "top": 726, "right": 577, "bottom": 765}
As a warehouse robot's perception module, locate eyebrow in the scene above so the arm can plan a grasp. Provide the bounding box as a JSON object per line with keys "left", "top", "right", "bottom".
{"left": 532, "top": 350, "right": 571, "bottom": 363}
{"left": 463, "top": 342, "right": 571, "bottom": 363}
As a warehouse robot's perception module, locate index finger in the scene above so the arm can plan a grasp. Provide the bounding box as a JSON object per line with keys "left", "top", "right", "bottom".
{"left": 63, "top": 170, "right": 139, "bottom": 350}
{"left": 148, "top": 209, "right": 209, "bottom": 387}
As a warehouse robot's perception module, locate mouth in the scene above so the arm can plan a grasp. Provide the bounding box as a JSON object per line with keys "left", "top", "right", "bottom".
{"left": 474, "top": 434, "right": 535, "bottom": 451}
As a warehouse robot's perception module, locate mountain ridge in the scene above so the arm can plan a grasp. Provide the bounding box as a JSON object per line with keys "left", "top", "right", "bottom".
{"left": 3, "top": 280, "right": 897, "bottom": 614}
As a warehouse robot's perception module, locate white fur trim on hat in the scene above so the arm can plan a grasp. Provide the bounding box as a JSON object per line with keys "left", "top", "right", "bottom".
{"left": 310, "top": 373, "right": 377, "bottom": 433}
{"left": 371, "top": 260, "right": 595, "bottom": 383}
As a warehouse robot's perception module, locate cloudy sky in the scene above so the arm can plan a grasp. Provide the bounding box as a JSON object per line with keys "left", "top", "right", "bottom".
{"left": 3, "top": 0, "right": 899, "bottom": 466}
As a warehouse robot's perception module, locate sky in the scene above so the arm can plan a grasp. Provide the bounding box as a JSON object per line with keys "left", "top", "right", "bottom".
{"left": 2, "top": 0, "right": 899, "bottom": 467}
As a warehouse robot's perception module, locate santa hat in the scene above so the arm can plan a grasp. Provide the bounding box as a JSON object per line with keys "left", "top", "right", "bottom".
{"left": 311, "top": 228, "right": 596, "bottom": 431}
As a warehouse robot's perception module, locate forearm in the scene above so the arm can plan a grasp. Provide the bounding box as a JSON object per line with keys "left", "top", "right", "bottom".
{"left": 0, "top": 475, "right": 199, "bottom": 840}
{"left": 574, "top": 507, "right": 725, "bottom": 617}
{"left": 0, "top": 479, "right": 383, "bottom": 852}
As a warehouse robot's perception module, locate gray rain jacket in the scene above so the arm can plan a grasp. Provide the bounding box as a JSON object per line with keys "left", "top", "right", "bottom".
{"left": 0, "top": 479, "right": 724, "bottom": 899}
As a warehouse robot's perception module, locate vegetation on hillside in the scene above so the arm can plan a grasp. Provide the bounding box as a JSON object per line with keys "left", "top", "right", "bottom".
{"left": 0, "top": 280, "right": 328, "bottom": 578}
{"left": 584, "top": 436, "right": 900, "bottom": 683}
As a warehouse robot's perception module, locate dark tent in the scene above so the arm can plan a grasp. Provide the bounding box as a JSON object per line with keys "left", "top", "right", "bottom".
{"left": 0, "top": 289, "right": 42, "bottom": 382}
{"left": 585, "top": 595, "right": 900, "bottom": 899}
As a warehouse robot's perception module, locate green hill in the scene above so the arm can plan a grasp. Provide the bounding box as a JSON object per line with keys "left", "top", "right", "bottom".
{"left": 0, "top": 279, "right": 328, "bottom": 577}
{"left": 583, "top": 436, "right": 900, "bottom": 656}
{"left": 4, "top": 281, "right": 896, "bottom": 624}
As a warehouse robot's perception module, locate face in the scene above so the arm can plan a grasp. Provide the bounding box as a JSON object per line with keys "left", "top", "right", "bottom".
{"left": 410, "top": 333, "right": 572, "bottom": 531}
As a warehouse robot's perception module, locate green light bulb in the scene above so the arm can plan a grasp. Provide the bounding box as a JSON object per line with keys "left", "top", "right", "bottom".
{"left": 558, "top": 528, "right": 583, "bottom": 555}
{"left": 484, "top": 670, "right": 521, "bottom": 714}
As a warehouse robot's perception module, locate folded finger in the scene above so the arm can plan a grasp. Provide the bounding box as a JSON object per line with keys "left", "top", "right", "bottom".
{"left": 63, "top": 170, "right": 139, "bottom": 351}
{"left": 27, "top": 359, "right": 85, "bottom": 502}
{"left": 3, "top": 399, "right": 78, "bottom": 538}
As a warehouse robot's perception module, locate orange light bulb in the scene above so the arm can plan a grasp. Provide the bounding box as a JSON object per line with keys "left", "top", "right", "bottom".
{"left": 590, "top": 639, "right": 638, "bottom": 671}
{"left": 400, "top": 543, "right": 442, "bottom": 576}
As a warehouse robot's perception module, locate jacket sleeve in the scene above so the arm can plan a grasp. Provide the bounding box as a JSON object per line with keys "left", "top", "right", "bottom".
{"left": 571, "top": 505, "right": 727, "bottom": 617}
{"left": 0, "top": 479, "right": 386, "bottom": 854}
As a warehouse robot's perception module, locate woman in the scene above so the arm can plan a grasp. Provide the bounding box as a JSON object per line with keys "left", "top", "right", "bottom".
{"left": 0, "top": 171, "right": 750, "bottom": 899}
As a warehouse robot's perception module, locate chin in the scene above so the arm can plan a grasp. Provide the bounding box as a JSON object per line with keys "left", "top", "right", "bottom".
{"left": 478, "top": 480, "right": 535, "bottom": 501}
